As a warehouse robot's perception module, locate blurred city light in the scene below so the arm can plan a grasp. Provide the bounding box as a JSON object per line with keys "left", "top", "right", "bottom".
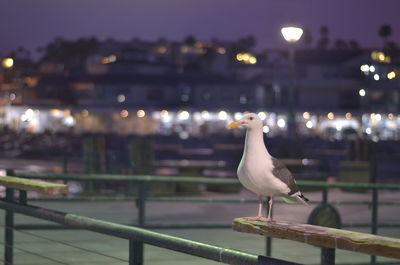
{"left": 371, "top": 50, "right": 391, "bottom": 63}
{"left": 360, "top": 64, "right": 369, "bottom": 72}
{"left": 387, "top": 71, "right": 396, "bottom": 79}
{"left": 178, "top": 110, "right": 190, "bottom": 120}
{"left": 359, "top": 89, "right": 366, "bottom": 97}
{"left": 277, "top": 118, "right": 286, "bottom": 128}
{"left": 63, "top": 116, "right": 76, "bottom": 127}
{"left": 373, "top": 74, "right": 380, "bottom": 81}
{"left": 234, "top": 112, "right": 243, "bottom": 120}
{"left": 369, "top": 65, "right": 376, "bottom": 72}
{"left": 201, "top": 110, "right": 210, "bottom": 120}
{"left": 302, "top": 112, "right": 310, "bottom": 119}
{"left": 117, "top": 94, "right": 126, "bottom": 103}
{"left": 263, "top": 125, "right": 270, "bottom": 133}
{"left": 2, "top": 57, "right": 14, "bottom": 68}
{"left": 120, "top": 110, "right": 129, "bottom": 118}
{"left": 102, "top": 54, "right": 117, "bottom": 64}
{"left": 236, "top": 53, "right": 257, "bottom": 64}
{"left": 257, "top": 112, "right": 267, "bottom": 120}
{"left": 218, "top": 110, "right": 228, "bottom": 120}
{"left": 137, "top": 109, "right": 146, "bottom": 118}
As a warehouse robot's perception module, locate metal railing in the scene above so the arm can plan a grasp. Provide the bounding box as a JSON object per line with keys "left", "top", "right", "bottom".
{"left": 0, "top": 184, "right": 301, "bottom": 265}
{"left": 12, "top": 171, "right": 400, "bottom": 264}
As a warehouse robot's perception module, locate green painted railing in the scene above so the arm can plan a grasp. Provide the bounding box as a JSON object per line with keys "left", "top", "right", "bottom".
{"left": 0, "top": 172, "right": 301, "bottom": 265}
{"left": 13, "top": 171, "right": 400, "bottom": 265}
{"left": 14, "top": 172, "right": 400, "bottom": 190}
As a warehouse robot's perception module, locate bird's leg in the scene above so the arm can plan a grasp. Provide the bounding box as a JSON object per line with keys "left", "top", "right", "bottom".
{"left": 257, "top": 196, "right": 263, "bottom": 217}
{"left": 246, "top": 196, "right": 266, "bottom": 221}
{"left": 267, "top": 197, "right": 273, "bottom": 221}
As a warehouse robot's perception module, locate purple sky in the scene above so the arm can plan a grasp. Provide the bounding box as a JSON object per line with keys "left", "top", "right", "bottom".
{"left": 1, "top": 0, "right": 400, "bottom": 56}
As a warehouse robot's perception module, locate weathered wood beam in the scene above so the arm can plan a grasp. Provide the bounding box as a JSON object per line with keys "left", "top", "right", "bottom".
{"left": 232, "top": 218, "right": 400, "bottom": 259}
{"left": 0, "top": 176, "right": 68, "bottom": 195}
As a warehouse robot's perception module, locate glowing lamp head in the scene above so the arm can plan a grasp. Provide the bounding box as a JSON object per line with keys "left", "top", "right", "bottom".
{"left": 281, "top": 26, "right": 304, "bottom": 43}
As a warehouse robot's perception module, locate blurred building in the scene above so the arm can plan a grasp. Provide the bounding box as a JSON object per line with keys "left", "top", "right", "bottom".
{"left": 1, "top": 38, "right": 400, "bottom": 139}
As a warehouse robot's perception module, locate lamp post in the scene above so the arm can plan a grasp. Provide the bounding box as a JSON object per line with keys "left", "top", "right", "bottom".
{"left": 281, "top": 26, "right": 303, "bottom": 156}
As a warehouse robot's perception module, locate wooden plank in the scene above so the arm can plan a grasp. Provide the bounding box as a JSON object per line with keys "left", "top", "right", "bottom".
{"left": 0, "top": 176, "right": 68, "bottom": 195}
{"left": 232, "top": 218, "right": 400, "bottom": 259}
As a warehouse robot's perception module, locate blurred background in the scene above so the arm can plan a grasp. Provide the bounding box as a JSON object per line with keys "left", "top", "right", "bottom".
{"left": 1, "top": 1, "right": 400, "bottom": 264}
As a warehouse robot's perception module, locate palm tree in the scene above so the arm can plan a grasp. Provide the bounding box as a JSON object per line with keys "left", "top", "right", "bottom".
{"left": 378, "top": 24, "right": 393, "bottom": 46}
{"left": 184, "top": 35, "right": 196, "bottom": 46}
{"left": 348, "top": 40, "right": 361, "bottom": 50}
{"left": 317, "top": 25, "right": 330, "bottom": 49}
{"left": 302, "top": 28, "right": 313, "bottom": 48}
{"left": 334, "top": 39, "right": 348, "bottom": 50}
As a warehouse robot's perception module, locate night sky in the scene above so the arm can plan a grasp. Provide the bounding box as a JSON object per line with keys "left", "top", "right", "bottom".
{"left": 1, "top": 0, "right": 400, "bottom": 57}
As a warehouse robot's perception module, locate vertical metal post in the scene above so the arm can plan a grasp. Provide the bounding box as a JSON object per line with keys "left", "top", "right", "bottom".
{"left": 19, "top": 190, "right": 27, "bottom": 205}
{"left": 319, "top": 186, "right": 332, "bottom": 263}
{"left": 370, "top": 187, "right": 378, "bottom": 264}
{"left": 137, "top": 182, "right": 147, "bottom": 227}
{"left": 5, "top": 169, "right": 15, "bottom": 265}
{"left": 322, "top": 187, "right": 328, "bottom": 204}
{"left": 129, "top": 239, "right": 143, "bottom": 265}
{"left": 321, "top": 247, "right": 335, "bottom": 265}
{"left": 264, "top": 197, "right": 272, "bottom": 257}
{"left": 62, "top": 150, "right": 68, "bottom": 173}
{"left": 133, "top": 182, "right": 147, "bottom": 265}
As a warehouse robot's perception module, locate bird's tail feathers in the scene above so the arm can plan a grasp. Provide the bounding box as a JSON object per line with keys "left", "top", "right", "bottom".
{"left": 283, "top": 192, "right": 310, "bottom": 205}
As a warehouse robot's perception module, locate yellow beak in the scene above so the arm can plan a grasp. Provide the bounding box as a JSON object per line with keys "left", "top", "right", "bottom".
{"left": 228, "top": 121, "right": 242, "bottom": 129}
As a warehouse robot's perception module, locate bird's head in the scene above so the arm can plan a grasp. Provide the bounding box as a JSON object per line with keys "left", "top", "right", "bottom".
{"left": 228, "top": 113, "right": 263, "bottom": 130}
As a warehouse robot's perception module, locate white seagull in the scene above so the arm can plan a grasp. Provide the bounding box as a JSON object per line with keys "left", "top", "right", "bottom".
{"left": 228, "top": 113, "right": 309, "bottom": 221}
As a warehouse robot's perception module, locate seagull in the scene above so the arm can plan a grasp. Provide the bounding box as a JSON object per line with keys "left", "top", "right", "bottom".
{"left": 228, "top": 113, "right": 309, "bottom": 221}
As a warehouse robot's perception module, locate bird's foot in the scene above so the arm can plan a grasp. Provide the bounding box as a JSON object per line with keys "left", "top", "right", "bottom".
{"left": 245, "top": 216, "right": 272, "bottom": 222}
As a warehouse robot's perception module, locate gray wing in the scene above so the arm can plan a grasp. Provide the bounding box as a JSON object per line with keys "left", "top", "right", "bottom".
{"left": 271, "top": 157, "right": 299, "bottom": 195}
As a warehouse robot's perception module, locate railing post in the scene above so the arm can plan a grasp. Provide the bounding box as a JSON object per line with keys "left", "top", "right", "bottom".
{"left": 5, "top": 169, "right": 15, "bottom": 265}
{"left": 322, "top": 186, "right": 328, "bottom": 204}
{"left": 19, "top": 190, "right": 27, "bottom": 205}
{"left": 319, "top": 186, "right": 335, "bottom": 264}
{"left": 321, "top": 247, "right": 335, "bottom": 265}
{"left": 370, "top": 187, "right": 378, "bottom": 265}
{"left": 137, "top": 182, "right": 147, "bottom": 227}
{"left": 129, "top": 239, "right": 144, "bottom": 265}
{"left": 133, "top": 182, "right": 147, "bottom": 265}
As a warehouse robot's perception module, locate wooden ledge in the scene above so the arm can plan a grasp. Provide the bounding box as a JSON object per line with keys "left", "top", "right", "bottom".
{"left": 233, "top": 218, "right": 400, "bottom": 259}
{"left": 0, "top": 176, "right": 68, "bottom": 195}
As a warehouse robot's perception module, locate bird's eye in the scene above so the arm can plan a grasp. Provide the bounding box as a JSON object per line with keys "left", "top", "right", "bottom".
{"left": 249, "top": 117, "right": 254, "bottom": 120}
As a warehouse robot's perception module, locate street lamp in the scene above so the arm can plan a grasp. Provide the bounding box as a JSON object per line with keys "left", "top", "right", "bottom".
{"left": 281, "top": 27, "right": 304, "bottom": 43}
{"left": 281, "top": 25, "right": 303, "bottom": 156}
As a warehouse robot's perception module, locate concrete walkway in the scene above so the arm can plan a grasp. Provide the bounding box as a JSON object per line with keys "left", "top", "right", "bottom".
{"left": 0, "top": 189, "right": 399, "bottom": 265}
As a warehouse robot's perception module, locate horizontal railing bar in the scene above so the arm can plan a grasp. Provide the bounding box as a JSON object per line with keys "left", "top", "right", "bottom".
{"left": 28, "top": 196, "right": 400, "bottom": 206}
{"left": 15, "top": 221, "right": 400, "bottom": 231}
{"left": 0, "top": 175, "right": 68, "bottom": 195}
{"left": 0, "top": 200, "right": 301, "bottom": 265}
{"left": 15, "top": 172, "right": 400, "bottom": 190}
{"left": 342, "top": 223, "right": 400, "bottom": 228}
{"left": 15, "top": 223, "right": 233, "bottom": 230}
